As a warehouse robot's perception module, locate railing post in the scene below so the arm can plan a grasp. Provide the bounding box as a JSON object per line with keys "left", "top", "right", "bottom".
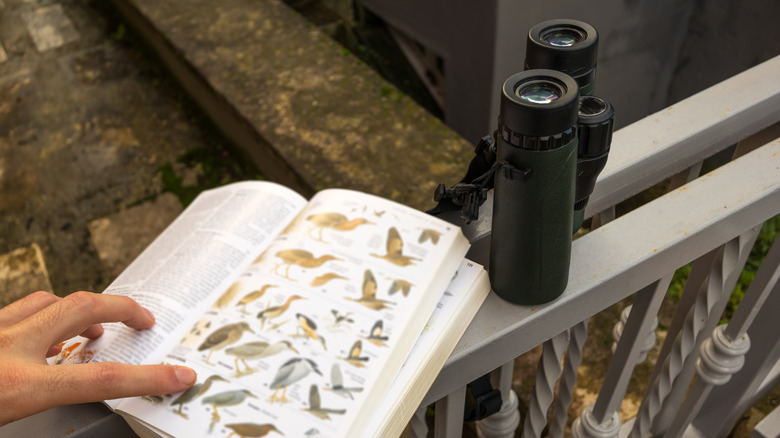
{"left": 664, "top": 233, "right": 780, "bottom": 438}
{"left": 548, "top": 320, "right": 589, "bottom": 438}
{"left": 475, "top": 361, "right": 521, "bottom": 438}
{"left": 630, "top": 228, "right": 759, "bottom": 437}
{"left": 521, "top": 331, "right": 570, "bottom": 437}
{"left": 435, "top": 385, "right": 467, "bottom": 438}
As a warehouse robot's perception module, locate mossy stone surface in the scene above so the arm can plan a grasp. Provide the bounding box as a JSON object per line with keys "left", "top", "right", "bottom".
{"left": 128, "top": 0, "right": 473, "bottom": 210}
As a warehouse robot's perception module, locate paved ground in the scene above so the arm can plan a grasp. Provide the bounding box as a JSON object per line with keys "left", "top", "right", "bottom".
{"left": 0, "top": 0, "right": 259, "bottom": 303}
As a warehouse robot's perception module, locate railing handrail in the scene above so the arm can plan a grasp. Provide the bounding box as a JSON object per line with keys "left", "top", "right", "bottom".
{"left": 422, "top": 54, "right": 780, "bottom": 406}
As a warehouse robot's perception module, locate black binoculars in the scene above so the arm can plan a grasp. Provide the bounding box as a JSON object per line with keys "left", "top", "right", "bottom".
{"left": 432, "top": 19, "right": 615, "bottom": 305}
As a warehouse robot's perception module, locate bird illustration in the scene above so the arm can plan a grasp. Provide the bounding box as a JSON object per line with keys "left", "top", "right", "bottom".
{"left": 224, "top": 341, "right": 268, "bottom": 376}
{"left": 330, "top": 310, "right": 354, "bottom": 328}
{"left": 170, "top": 375, "right": 227, "bottom": 418}
{"left": 274, "top": 249, "right": 342, "bottom": 280}
{"left": 370, "top": 227, "right": 421, "bottom": 267}
{"left": 305, "top": 212, "right": 374, "bottom": 241}
{"left": 257, "top": 295, "right": 305, "bottom": 330}
{"left": 310, "top": 272, "right": 348, "bottom": 287}
{"left": 387, "top": 278, "right": 413, "bottom": 297}
{"left": 268, "top": 357, "right": 322, "bottom": 404}
{"left": 323, "top": 363, "right": 363, "bottom": 400}
{"left": 225, "top": 340, "right": 300, "bottom": 376}
{"left": 418, "top": 228, "right": 442, "bottom": 245}
{"left": 202, "top": 389, "right": 257, "bottom": 430}
{"left": 292, "top": 313, "right": 327, "bottom": 351}
{"left": 345, "top": 269, "right": 395, "bottom": 311}
{"left": 214, "top": 280, "right": 245, "bottom": 309}
{"left": 225, "top": 423, "right": 284, "bottom": 438}
{"left": 236, "top": 284, "right": 277, "bottom": 314}
{"left": 304, "top": 428, "right": 320, "bottom": 436}
{"left": 363, "top": 320, "right": 389, "bottom": 347}
{"left": 198, "top": 322, "right": 255, "bottom": 365}
{"left": 302, "top": 384, "right": 346, "bottom": 420}
{"left": 341, "top": 340, "right": 369, "bottom": 368}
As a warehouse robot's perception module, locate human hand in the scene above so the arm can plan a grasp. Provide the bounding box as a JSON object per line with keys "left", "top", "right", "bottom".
{"left": 0, "top": 291, "right": 197, "bottom": 426}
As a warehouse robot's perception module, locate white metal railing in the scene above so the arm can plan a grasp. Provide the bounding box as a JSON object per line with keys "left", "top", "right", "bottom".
{"left": 411, "top": 54, "right": 780, "bottom": 437}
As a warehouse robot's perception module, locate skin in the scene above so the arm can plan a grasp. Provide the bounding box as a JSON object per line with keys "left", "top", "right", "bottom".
{"left": 0, "top": 291, "right": 197, "bottom": 426}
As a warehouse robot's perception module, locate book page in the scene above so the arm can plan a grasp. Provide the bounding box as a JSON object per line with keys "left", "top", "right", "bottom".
{"left": 114, "top": 188, "right": 469, "bottom": 437}
{"left": 49, "top": 182, "right": 307, "bottom": 389}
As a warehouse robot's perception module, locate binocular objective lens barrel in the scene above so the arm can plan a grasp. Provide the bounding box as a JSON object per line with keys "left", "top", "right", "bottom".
{"left": 489, "top": 70, "right": 580, "bottom": 305}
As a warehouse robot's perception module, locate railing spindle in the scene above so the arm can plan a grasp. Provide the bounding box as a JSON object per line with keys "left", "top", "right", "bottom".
{"left": 522, "top": 331, "right": 570, "bottom": 437}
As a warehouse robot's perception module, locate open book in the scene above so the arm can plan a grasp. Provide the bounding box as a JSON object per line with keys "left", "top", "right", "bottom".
{"left": 50, "top": 181, "right": 490, "bottom": 437}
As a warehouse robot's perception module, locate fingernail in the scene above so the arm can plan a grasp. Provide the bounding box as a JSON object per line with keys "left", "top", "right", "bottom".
{"left": 175, "top": 367, "right": 197, "bottom": 385}
{"left": 143, "top": 307, "right": 155, "bottom": 323}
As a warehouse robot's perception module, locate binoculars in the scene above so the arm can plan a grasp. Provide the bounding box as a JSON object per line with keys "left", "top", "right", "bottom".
{"left": 432, "top": 19, "right": 614, "bottom": 305}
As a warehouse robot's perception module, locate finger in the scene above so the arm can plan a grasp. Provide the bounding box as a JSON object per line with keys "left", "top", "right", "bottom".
{"left": 21, "top": 292, "right": 155, "bottom": 348}
{"left": 8, "top": 364, "right": 196, "bottom": 424}
{"left": 0, "top": 291, "right": 59, "bottom": 328}
{"left": 43, "top": 363, "right": 196, "bottom": 408}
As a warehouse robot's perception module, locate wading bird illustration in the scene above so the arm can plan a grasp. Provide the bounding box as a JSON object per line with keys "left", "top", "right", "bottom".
{"left": 170, "top": 375, "right": 227, "bottom": 418}
{"left": 236, "top": 284, "right": 277, "bottom": 314}
{"left": 198, "top": 322, "right": 255, "bottom": 365}
{"left": 257, "top": 295, "right": 304, "bottom": 330}
{"left": 363, "top": 320, "right": 389, "bottom": 347}
{"left": 341, "top": 340, "right": 369, "bottom": 368}
{"left": 214, "top": 280, "right": 245, "bottom": 309}
{"left": 268, "top": 357, "right": 322, "bottom": 404}
{"left": 224, "top": 341, "right": 268, "bottom": 376}
{"left": 323, "top": 363, "right": 363, "bottom": 400}
{"left": 387, "top": 278, "right": 413, "bottom": 297}
{"left": 305, "top": 212, "right": 374, "bottom": 241}
{"left": 309, "top": 272, "right": 348, "bottom": 287}
{"left": 274, "top": 249, "right": 342, "bottom": 280}
{"left": 370, "top": 227, "right": 420, "bottom": 267}
{"left": 225, "top": 422, "right": 284, "bottom": 438}
{"left": 345, "top": 269, "right": 394, "bottom": 311}
{"left": 302, "top": 385, "right": 346, "bottom": 420}
{"left": 202, "top": 389, "right": 257, "bottom": 430}
{"left": 292, "top": 313, "right": 327, "bottom": 351}
{"left": 418, "top": 228, "right": 441, "bottom": 245}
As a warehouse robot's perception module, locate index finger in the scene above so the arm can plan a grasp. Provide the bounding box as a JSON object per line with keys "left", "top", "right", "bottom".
{"left": 21, "top": 292, "right": 155, "bottom": 349}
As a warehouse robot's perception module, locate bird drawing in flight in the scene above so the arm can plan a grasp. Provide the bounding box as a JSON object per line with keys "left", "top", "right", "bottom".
{"left": 387, "top": 278, "right": 413, "bottom": 297}
{"left": 370, "top": 227, "right": 420, "bottom": 267}
{"left": 302, "top": 384, "right": 346, "bottom": 420}
{"left": 345, "top": 269, "right": 394, "bottom": 311}
{"left": 341, "top": 340, "right": 369, "bottom": 368}
{"left": 323, "top": 363, "right": 363, "bottom": 400}
{"left": 363, "top": 319, "right": 389, "bottom": 347}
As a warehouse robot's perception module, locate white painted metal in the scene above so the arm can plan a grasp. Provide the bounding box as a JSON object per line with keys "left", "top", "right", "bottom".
{"left": 522, "top": 331, "right": 570, "bottom": 437}
{"left": 611, "top": 305, "right": 657, "bottom": 364}
{"left": 434, "top": 385, "right": 466, "bottom": 438}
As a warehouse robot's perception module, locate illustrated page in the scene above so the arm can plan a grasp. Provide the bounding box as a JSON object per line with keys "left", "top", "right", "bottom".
{"left": 115, "top": 188, "right": 469, "bottom": 437}
{"left": 49, "top": 181, "right": 308, "bottom": 404}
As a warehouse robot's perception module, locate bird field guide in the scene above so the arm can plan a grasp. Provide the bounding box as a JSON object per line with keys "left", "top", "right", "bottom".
{"left": 50, "top": 181, "right": 491, "bottom": 437}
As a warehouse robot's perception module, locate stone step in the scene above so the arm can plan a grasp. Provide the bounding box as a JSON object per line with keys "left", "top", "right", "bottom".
{"left": 110, "top": 0, "right": 474, "bottom": 211}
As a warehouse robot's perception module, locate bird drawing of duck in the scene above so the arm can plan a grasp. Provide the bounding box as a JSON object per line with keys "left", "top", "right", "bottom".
{"left": 170, "top": 374, "right": 227, "bottom": 418}
{"left": 345, "top": 269, "right": 394, "bottom": 311}
{"left": 302, "top": 384, "right": 346, "bottom": 420}
{"left": 198, "top": 322, "right": 255, "bottom": 365}
{"left": 274, "top": 249, "right": 342, "bottom": 280}
{"left": 370, "top": 227, "right": 421, "bottom": 267}
{"left": 305, "top": 212, "right": 374, "bottom": 242}
{"left": 268, "top": 357, "right": 322, "bottom": 404}
{"left": 257, "top": 295, "right": 305, "bottom": 330}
